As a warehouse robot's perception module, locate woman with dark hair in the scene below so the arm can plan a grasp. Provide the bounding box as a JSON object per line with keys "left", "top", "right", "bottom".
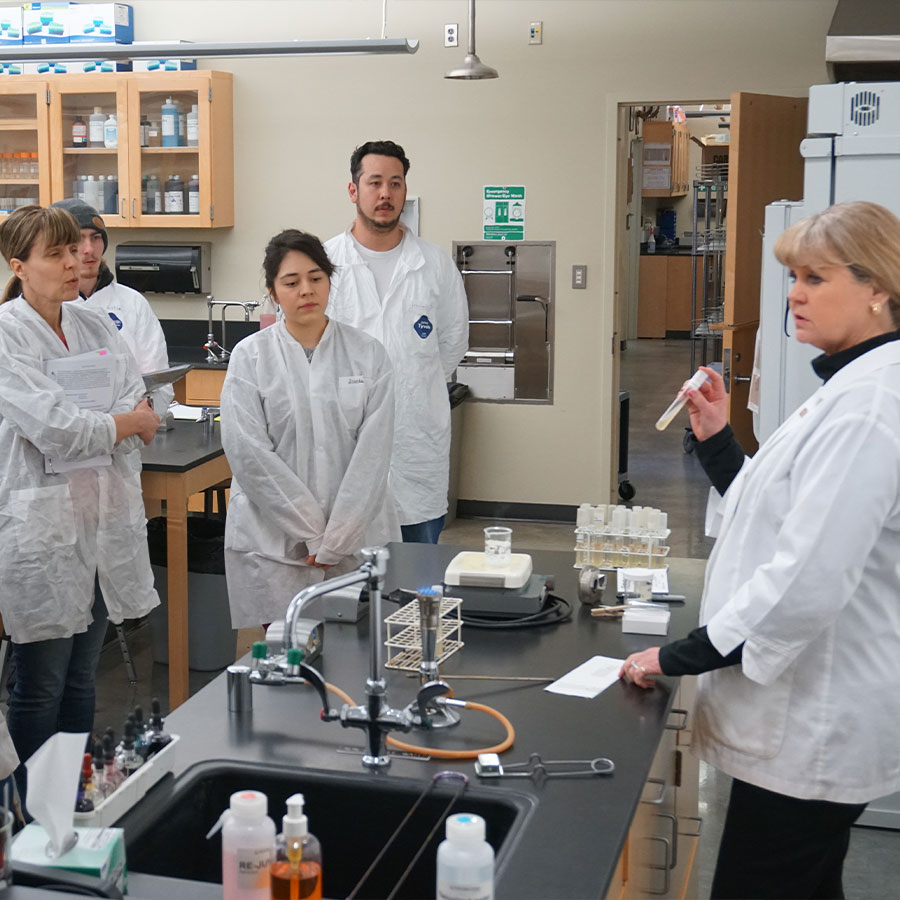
{"left": 0, "top": 205, "right": 159, "bottom": 799}
{"left": 621, "top": 201, "right": 900, "bottom": 899}
{"left": 220, "top": 229, "right": 399, "bottom": 627}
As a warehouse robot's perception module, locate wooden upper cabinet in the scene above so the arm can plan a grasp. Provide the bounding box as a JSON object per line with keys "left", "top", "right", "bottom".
{"left": 0, "top": 82, "right": 52, "bottom": 219}
{"left": 641, "top": 120, "right": 689, "bottom": 198}
{"left": 43, "top": 70, "right": 233, "bottom": 228}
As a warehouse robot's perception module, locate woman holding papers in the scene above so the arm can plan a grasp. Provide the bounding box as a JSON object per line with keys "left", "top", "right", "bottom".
{"left": 220, "top": 229, "right": 400, "bottom": 627}
{"left": 0, "top": 205, "right": 160, "bottom": 801}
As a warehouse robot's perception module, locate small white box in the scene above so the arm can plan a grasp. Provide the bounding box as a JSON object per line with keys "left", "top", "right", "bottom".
{"left": 69, "top": 3, "right": 133, "bottom": 44}
{"left": 71, "top": 734, "right": 179, "bottom": 827}
{"left": 621, "top": 605, "right": 670, "bottom": 635}
{"left": 0, "top": 5, "right": 23, "bottom": 45}
{"left": 23, "top": 1, "right": 70, "bottom": 43}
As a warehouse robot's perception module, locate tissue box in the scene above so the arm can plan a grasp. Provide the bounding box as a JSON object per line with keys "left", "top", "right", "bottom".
{"left": 73, "top": 733, "right": 179, "bottom": 827}
{"left": 69, "top": 3, "right": 132, "bottom": 44}
{"left": 622, "top": 605, "right": 670, "bottom": 635}
{"left": 0, "top": 5, "right": 23, "bottom": 45}
{"left": 22, "top": 2, "right": 70, "bottom": 43}
{"left": 12, "top": 824, "right": 126, "bottom": 892}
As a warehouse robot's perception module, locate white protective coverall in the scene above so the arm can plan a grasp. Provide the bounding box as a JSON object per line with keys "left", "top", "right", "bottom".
{"left": 220, "top": 318, "right": 400, "bottom": 628}
{"left": 0, "top": 297, "right": 159, "bottom": 644}
{"left": 695, "top": 340, "right": 900, "bottom": 803}
{"left": 325, "top": 228, "right": 468, "bottom": 525}
{"left": 86, "top": 271, "right": 173, "bottom": 409}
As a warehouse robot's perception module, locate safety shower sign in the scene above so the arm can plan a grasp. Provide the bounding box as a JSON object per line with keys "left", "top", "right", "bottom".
{"left": 483, "top": 186, "right": 525, "bottom": 240}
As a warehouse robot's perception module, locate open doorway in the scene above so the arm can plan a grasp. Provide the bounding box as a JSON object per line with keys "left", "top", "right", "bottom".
{"left": 611, "top": 100, "right": 730, "bottom": 559}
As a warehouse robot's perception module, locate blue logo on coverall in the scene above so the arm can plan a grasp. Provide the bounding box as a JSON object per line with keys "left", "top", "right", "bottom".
{"left": 108, "top": 312, "right": 123, "bottom": 330}
{"left": 413, "top": 315, "right": 433, "bottom": 339}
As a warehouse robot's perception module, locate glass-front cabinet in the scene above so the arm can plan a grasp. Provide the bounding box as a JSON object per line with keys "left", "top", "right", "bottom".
{"left": 128, "top": 71, "right": 234, "bottom": 228}
{"left": 49, "top": 77, "right": 129, "bottom": 226}
{"left": 0, "top": 83, "right": 51, "bottom": 218}
{"left": 0, "top": 71, "right": 233, "bottom": 228}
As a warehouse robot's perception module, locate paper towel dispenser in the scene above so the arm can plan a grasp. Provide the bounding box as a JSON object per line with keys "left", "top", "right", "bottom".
{"left": 115, "top": 243, "right": 211, "bottom": 294}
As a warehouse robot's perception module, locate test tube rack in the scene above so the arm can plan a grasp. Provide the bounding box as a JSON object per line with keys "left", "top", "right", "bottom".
{"left": 384, "top": 597, "right": 464, "bottom": 673}
{"left": 573, "top": 503, "right": 671, "bottom": 570}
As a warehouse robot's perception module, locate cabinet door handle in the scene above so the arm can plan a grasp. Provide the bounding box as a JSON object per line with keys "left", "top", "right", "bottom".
{"left": 679, "top": 815, "right": 703, "bottom": 838}
{"left": 666, "top": 708, "right": 689, "bottom": 731}
{"left": 656, "top": 812, "right": 678, "bottom": 869}
{"left": 641, "top": 777, "right": 666, "bottom": 805}
{"left": 132, "top": 197, "right": 136, "bottom": 219}
{"left": 120, "top": 198, "right": 125, "bottom": 218}
{"left": 645, "top": 836, "right": 671, "bottom": 895}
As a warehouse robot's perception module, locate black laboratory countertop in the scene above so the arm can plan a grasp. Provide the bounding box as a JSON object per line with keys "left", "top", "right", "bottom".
{"left": 11, "top": 545, "right": 704, "bottom": 899}
{"left": 129, "top": 544, "right": 704, "bottom": 900}
{"left": 140, "top": 419, "right": 223, "bottom": 472}
{"left": 640, "top": 244, "right": 695, "bottom": 256}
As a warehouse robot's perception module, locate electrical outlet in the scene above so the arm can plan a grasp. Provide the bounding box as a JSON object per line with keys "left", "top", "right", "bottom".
{"left": 572, "top": 265, "right": 587, "bottom": 289}
{"left": 529, "top": 21, "right": 543, "bottom": 45}
{"left": 444, "top": 23, "right": 458, "bottom": 48}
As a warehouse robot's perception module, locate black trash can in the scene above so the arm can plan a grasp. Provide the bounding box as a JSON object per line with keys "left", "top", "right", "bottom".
{"left": 146, "top": 517, "right": 237, "bottom": 671}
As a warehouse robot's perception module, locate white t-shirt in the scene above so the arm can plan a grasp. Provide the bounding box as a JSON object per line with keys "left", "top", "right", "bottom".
{"left": 350, "top": 234, "right": 402, "bottom": 304}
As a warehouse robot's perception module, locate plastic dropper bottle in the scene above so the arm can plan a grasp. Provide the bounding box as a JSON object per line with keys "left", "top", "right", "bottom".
{"left": 436, "top": 813, "right": 495, "bottom": 900}
{"left": 271, "top": 793, "right": 322, "bottom": 900}
{"left": 655, "top": 369, "right": 710, "bottom": 431}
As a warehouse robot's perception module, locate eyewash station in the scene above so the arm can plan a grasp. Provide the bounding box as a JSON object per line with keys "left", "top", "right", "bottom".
{"left": 102, "top": 534, "right": 706, "bottom": 900}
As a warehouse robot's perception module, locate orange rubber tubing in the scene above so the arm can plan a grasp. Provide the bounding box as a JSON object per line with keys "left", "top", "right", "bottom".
{"left": 320, "top": 682, "right": 515, "bottom": 760}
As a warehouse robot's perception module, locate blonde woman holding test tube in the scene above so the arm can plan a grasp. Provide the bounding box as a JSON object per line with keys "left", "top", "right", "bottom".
{"left": 621, "top": 201, "right": 900, "bottom": 899}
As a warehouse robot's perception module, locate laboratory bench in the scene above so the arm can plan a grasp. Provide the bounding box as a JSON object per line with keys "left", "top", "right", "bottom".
{"left": 12, "top": 546, "right": 704, "bottom": 898}
{"left": 134, "top": 545, "right": 703, "bottom": 899}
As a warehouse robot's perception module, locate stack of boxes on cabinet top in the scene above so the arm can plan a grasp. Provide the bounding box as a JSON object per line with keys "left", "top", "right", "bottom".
{"left": 574, "top": 503, "right": 670, "bottom": 570}
{"left": 0, "top": 3, "right": 197, "bottom": 75}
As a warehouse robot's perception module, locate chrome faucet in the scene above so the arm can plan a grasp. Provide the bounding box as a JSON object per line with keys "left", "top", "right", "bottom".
{"left": 234, "top": 546, "right": 456, "bottom": 769}
{"left": 204, "top": 296, "right": 260, "bottom": 362}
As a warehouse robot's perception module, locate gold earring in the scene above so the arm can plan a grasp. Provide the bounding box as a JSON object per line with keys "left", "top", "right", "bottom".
{"left": 871, "top": 302, "right": 883, "bottom": 315}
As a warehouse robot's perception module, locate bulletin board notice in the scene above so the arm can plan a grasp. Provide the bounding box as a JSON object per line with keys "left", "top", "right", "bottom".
{"left": 484, "top": 186, "right": 525, "bottom": 240}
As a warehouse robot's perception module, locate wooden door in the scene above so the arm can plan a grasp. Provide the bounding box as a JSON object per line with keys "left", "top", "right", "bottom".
{"left": 0, "top": 79, "right": 51, "bottom": 219}
{"left": 722, "top": 92, "right": 808, "bottom": 452}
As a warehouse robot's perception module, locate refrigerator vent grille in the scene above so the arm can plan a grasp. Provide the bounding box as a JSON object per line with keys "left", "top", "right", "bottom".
{"left": 849, "top": 91, "right": 880, "bottom": 127}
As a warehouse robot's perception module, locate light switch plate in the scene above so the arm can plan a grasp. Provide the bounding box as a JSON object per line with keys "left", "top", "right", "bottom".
{"left": 572, "top": 264, "right": 587, "bottom": 289}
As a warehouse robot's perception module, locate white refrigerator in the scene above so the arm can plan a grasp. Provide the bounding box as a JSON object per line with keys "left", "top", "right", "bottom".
{"left": 759, "top": 81, "right": 900, "bottom": 828}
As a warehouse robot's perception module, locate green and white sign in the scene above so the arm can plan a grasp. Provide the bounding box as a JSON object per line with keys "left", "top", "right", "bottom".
{"left": 483, "top": 186, "right": 525, "bottom": 240}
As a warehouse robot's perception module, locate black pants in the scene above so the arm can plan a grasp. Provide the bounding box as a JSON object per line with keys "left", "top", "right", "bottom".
{"left": 711, "top": 779, "right": 867, "bottom": 900}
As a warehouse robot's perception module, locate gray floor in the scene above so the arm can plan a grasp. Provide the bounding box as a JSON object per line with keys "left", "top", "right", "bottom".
{"left": 70, "top": 337, "right": 897, "bottom": 897}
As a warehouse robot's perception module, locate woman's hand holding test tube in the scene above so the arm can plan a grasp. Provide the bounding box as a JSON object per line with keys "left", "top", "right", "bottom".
{"left": 684, "top": 365, "right": 729, "bottom": 441}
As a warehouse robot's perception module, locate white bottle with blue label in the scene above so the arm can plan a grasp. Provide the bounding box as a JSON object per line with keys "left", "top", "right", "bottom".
{"left": 436, "top": 813, "right": 494, "bottom": 900}
{"left": 161, "top": 97, "right": 178, "bottom": 148}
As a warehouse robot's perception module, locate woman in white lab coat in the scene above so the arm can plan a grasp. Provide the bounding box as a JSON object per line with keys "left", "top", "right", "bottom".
{"left": 0, "top": 206, "right": 160, "bottom": 797}
{"left": 220, "top": 230, "right": 399, "bottom": 628}
{"left": 621, "top": 201, "right": 900, "bottom": 899}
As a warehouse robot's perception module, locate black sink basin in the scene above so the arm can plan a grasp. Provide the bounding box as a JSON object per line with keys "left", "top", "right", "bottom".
{"left": 119, "top": 760, "right": 532, "bottom": 899}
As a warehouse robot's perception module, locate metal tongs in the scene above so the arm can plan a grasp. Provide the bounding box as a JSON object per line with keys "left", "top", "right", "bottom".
{"left": 475, "top": 751, "right": 615, "bottom": 780}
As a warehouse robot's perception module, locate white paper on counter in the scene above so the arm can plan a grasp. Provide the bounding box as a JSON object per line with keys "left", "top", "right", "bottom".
{"left": 616, "top": 568, "right": 669, "bottom": 595}
{"left": 24, "top": 731, "right": 89, "bottom": 856}
{"left": 545, "top": 655, "right": 625, "bottom": 699}
{"left": 170, "top": 403, "right": 204, "bottom": 421}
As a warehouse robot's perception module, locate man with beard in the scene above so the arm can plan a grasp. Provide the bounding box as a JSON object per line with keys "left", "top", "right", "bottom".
{"left": 325, "top": 141, "right": 468, "bottom": 543}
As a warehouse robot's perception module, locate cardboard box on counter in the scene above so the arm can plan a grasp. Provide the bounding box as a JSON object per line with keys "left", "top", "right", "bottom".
{"left": 69, "top": 2, "right": 132, "bottom": 44}
{"left": 0, "top": 5, "right": 23, "bottom": 45}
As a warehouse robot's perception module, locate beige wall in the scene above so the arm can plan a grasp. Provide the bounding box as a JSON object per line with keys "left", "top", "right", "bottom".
{"left": 52, "top": 1, "right": 841, "bottom": 507}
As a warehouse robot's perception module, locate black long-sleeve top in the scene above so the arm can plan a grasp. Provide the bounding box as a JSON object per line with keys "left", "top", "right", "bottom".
{"left": 658, "top": 330, "right": 900, "bottom": 676}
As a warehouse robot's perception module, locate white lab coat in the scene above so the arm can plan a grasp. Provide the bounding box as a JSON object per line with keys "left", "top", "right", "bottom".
{"left": 325, "top": 227, "right": 469, "bottom": 525}
{"left": 220, "top": 319, "right": 400, "bottom": 628}
{"left": 693, "top": 340, "right": 900, "bottom": 803}
{"left": 0, "top": 297, "right": 159, "bottom": 644}
{"left": 86, "top": 274, "right": 173, "bottom": 409}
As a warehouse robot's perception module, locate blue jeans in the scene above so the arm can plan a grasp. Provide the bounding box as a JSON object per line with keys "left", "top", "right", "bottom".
{"left": 7, "top": 591, "right": 108, "bottom": 803}
{"left": 400, "top": 516, "right": 446, "bottom": 544}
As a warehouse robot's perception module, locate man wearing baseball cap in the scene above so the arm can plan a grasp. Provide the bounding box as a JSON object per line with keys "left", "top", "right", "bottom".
{"left": 51, "top": 198, "right": 174, "bottom": 409}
